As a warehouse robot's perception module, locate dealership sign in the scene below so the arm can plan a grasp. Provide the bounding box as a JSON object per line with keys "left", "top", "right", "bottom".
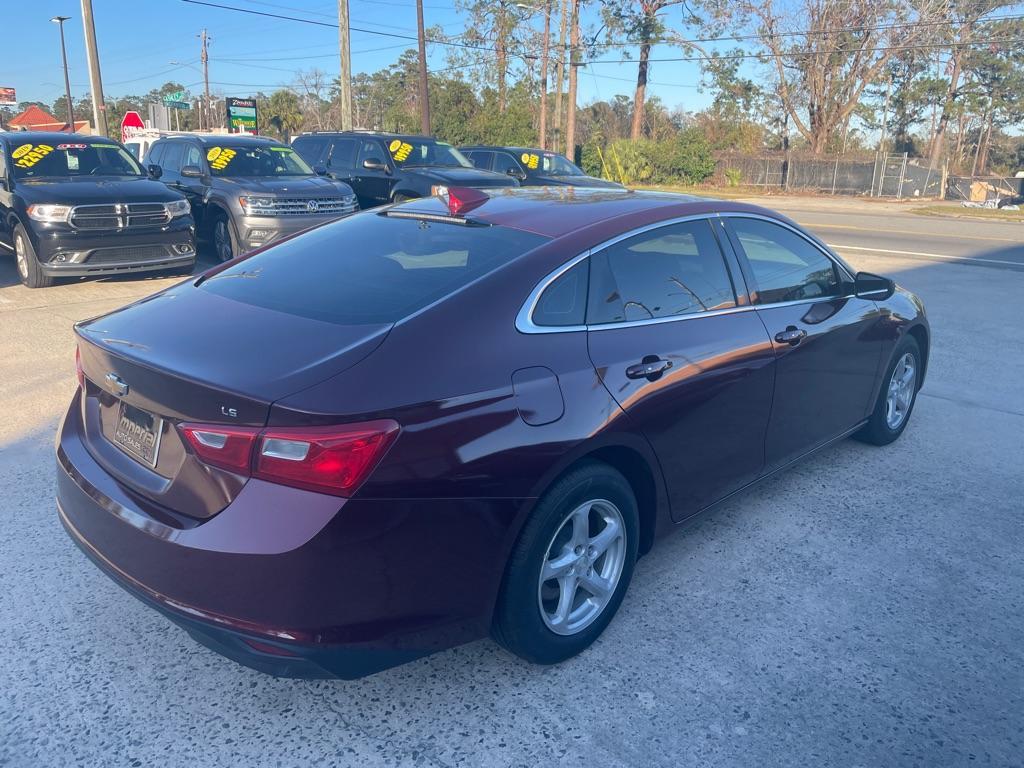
{"left": 0, "top": 87, "right": 16, "bottom": 107}
{"left": 225, "top": 97, "right": 258, "bottom": 133}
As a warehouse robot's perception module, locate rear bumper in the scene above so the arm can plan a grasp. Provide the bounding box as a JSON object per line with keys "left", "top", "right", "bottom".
{"left": 55, "top": 391, "right": 523, "bottom": 678}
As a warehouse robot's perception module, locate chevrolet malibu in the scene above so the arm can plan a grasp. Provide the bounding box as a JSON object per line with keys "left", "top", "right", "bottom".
{"left": 58, "top": 188, "right": 929, "bottom": 679}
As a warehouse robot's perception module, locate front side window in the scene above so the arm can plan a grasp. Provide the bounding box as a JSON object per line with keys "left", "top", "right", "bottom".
{"left": 466, "top": 151, "right": 492, "bottom": 170}
{"left": 10, "top": 140, "right": 144, "bottom": 179}
{"left": 728, "top": 218, "right": 840, "bottom": 304}
{"left": 588, "top": 220, "right": 737, "bottom": 324}
{"left": 160, "top": 142, "right": 184, "bottom": 173}
{"left": 183, "top": 144, "right": 203, "bottom": 169}
{"left": 493, "top": 153, "right": 524, "bottom": 176}
{"left": 384, "top": 138, "right": 472, "bottom": 168}
{"left": 356, "top": 140, "right": 387, "bottom": 168}
{"left": 204, "top": 145, "right": 313, "bottom": 177}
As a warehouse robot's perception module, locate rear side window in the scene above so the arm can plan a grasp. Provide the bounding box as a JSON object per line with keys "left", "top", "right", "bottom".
{"left": 200, "top": 214, "right": 549, "bottom": 325}
{"left": 328, "top": 138, "right": 356, "bottom": 169}
{"left": 466, "top": 151, "right": 492, "bottom": 170}
{"left": 145, "top": 142, "right": 165, "bottom": 166}
{"left": 588, "top": 220, "right": 736, "bottom": 324}
{"left": 533, "top": 260, "right": 588, "bottom": 327}
{"left": 728, "top": 218, "right": 839, "bottom": 304}
{"left": 161, "top": 142, "right": 184, "bottom": 173}
{"left": 493, "top": 153, "right": 523, "bottom": 176}
{"left": 293, "top": 136, "right": 329, "bottom": 164}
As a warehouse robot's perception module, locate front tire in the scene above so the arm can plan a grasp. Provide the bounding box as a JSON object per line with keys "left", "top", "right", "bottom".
{"left": 856, "top": 335, "right": 922, "bottom": 446}
{"left": 14, "top": 224, "right": 54, "bottom": 289}
{"left": 212, "top": 212, "right": 238, "bottom": 263}
{"left": 493, "top": 461, "right": 639, "bottom": 665}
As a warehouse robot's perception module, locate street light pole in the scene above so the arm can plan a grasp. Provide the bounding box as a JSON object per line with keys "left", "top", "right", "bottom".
{"left": 338, "top": 0, "right": 353, "bottom": 130}
{"left": 51, "top": 16, "right": 76, "bottom": 133}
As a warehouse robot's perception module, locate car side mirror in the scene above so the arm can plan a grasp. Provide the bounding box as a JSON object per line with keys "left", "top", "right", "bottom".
{"left": 181, "top": 165, "right": 204, "bottom": 179}
{"left": 147, "top": 164, "right": 163, "bottom": 179}
{"left": 313, "top": 164, "right": 328, "bottom": 176}
{"left": 362, "top": 157, "right": 388, "bottom": 172}
{"left": 854, "top": 271, "right": 895, "bottom": 300}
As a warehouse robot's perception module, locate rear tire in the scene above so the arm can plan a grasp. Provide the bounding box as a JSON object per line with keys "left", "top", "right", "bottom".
{"left": 856, "top": 335, "right": 922, "bottom": 446}
{"left": 493, "top": 461, "right": 639, "bottom": 665}
{"left": 14, "top": 224, "right": 54, "bottom": 289}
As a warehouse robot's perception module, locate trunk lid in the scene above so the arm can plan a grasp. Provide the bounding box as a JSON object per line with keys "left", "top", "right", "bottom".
{"left": 75, "top": 281, "right": 390, "bottom": 519}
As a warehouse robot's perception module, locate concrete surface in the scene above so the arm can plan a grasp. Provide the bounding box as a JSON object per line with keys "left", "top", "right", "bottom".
{"left": 1, "top": 208, "right": 1022, "bottom": 768}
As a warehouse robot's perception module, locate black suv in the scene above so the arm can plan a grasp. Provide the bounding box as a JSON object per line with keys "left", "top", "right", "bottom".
{"left": 0, "top": 132, "right": 195, "bottom": 288}
{"left": 291, "top": 132, "right": 518, "bottom": 209}
{"left": 143, "top": 134, "right": 358, "bottom": 261}
{"left": 461, "top": 146, "right": 623, "bottom": 189}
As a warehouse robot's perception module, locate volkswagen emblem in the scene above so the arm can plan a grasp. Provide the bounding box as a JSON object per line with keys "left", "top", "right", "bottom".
{"left": 105, "top": 373, "right": 129, "bottom": 397}
{"left": 306, "top": 199, "right": 320, "bottom": 213}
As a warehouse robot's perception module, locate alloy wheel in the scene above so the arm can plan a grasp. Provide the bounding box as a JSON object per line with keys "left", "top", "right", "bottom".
{"left": 214, "top": 220, "right": 233, "bottom": 262}
{"left": 885, "top": 352, "right": 916, "bottom": 430}
{"left": 537, "top": 499, "right": 626, "bottom": 636}
{"left": 15, "top": 233, "right": 28, "bottom": 280}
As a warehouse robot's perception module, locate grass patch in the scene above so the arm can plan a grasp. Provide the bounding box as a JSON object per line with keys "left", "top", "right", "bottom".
{"left": 910, "top": 204, "right": 1024, "bottom": 222}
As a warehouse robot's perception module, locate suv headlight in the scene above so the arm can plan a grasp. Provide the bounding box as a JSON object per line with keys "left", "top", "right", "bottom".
{"left": 26, "top": 204, "right": 73, "bottom": 224}
{"left": 165, "top": 199, "right": 191, "bottom": 218}
{"left": 239, "top": 196, "right": 276, "bottom": 216}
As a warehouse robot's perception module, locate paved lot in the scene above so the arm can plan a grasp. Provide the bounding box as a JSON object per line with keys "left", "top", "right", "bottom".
{"left": 1, "top": 205, "right": 1022, "bottom": 767}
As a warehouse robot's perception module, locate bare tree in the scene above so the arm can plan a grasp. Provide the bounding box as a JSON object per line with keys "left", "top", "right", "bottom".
{"left": 295, "top": 68, "right": 330, "bottom": 130}
{"left": 709, "top": 0, "right": 945, "bottom": 154}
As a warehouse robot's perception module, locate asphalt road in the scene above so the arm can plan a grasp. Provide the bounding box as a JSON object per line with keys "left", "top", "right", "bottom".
{"left": 1, "top": 204, "right": 1022, "bottom": 768}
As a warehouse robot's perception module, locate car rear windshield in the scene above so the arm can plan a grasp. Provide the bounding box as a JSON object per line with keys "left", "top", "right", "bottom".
{"left": 199, "top": 212, "right": 549, "bottom": 325}
{"left": 10, "top": 140, "right": 143, "bottom": 179}
{"left": 204, "top": 144, "right": 312, "bottom": 177}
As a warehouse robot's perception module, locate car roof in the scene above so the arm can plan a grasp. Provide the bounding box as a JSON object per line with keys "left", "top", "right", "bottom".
{"left": 159, "top": 134, "right": 282, "bottom": 146}
{"left": 1, "top": 132, "right": 123, "bottom": 146}
{"left": 462, "top": 146, "right": 554, "bottom": 155}
{"left": 391, "top": 187, "right": 792, "bottom": 240}
{"left": 296, "top": 131, "right": 441, "bottom": 142}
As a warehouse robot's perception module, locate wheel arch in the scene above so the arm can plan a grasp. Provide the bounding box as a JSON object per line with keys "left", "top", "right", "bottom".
{"left": 906, "top": 323, "right": 929, "bottom": 387}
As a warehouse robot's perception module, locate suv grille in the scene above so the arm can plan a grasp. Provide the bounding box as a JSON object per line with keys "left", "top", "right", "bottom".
{"left": 70, "top": 203, "right": 171, "bottom": 230}
{"left": 84, "top": 246, "right": 173, "bottom": 264}
{"left": 245, "top": 198, "right": 358, "bottom": 216}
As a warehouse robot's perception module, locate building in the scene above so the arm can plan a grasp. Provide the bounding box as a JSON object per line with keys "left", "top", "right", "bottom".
{"left": 5, "top": 104, "right": 91, "bottom": 133}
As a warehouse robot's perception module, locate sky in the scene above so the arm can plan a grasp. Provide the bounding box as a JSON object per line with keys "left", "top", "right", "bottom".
{"left": 2, "top": 0, "right": 712, "bottom": 115}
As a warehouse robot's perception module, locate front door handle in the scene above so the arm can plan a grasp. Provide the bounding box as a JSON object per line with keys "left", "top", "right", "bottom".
{"left": 774, "top": 327, "right": 807, "bottom": 346}
{"left": 626, "top": 356, "right": 672, "bottom": 381}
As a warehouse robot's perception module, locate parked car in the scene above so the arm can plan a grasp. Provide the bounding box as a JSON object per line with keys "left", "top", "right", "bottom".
{"left": 462, "top": 145, "right": 624, "bottom": 189}
{"left": 59, "top": 187, "right": 929, "bottom": 679}
{"left": 144, "top": 134, "right": 358, "bottom": 261}
{"left": 291, "top": 131, "right": 517, "bottom": 209}
{"left": 0, "top": 132, "right": 195, "bottom": 288}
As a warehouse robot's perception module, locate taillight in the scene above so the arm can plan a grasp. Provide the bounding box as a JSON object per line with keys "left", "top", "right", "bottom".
{"left": 178, "top": 420, "right": 399, "bottom": 497}
{"left": 179, "top": 425, "right": 260, "bottom": 473}
{"left": 75, "top": 347, "right": 85, "bottom": 389}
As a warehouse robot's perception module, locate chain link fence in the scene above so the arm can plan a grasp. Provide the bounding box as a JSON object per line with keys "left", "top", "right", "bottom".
{"left": 712, "top": 152, "right": 946, "bottom": 198}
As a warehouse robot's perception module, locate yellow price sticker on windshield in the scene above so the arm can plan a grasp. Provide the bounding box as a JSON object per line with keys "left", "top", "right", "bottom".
{"left": 521, "top": 153, "right": 540, "bottom": 169}
{"left": 207, "top": 147, "right": 236, "bottom": 170}
{"left": 389, "top": 139, "right": 413, "bottom": 162}
{"left": 13, "top": 143, "right": 55, "bottom": 168}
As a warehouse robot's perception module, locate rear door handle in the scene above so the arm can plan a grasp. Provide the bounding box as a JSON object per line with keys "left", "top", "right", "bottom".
{"left": 774, "top": 327, "right": 807, "bottom": 346}
{"left": 626, "top": 357, "right": 672, "bottom": 380}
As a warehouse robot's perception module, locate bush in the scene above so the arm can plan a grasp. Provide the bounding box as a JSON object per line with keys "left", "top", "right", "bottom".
{"left": 725, "top": 168, "right": 742, "bottom": 187}
{"left": 657, "top": 128, "right": 715, "bottom": 185}
{"left": 604, "top": 139, "right": 655, "bottom": 185}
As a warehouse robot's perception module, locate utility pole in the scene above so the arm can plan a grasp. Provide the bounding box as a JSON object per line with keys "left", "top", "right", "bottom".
{"left": 200, "top": 29, "right": 211, "bottom": 131}
{"left": 538, "top": 0, "right": 550, "bottom": 149}
{"left": 80, "top": 0, "right": 107, "bottom": 137}
{"left": 51, "top": 16, "right": 75, "bottom": 132}
{"left": 415, "top": 0, "right": 430, "bottom": 134}
{"left": 552, "top": 0, "right": 567, "bottom": 152}
{"left": 564, "top": 0, "right": 580, "bottom": 159}
{"left": 338, "top": 0, "right": 353, "bottom": 130}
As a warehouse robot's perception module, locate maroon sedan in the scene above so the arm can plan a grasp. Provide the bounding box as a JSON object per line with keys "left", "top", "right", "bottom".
{"left": 58, "top": 188, "right": 929, "bottom": 678}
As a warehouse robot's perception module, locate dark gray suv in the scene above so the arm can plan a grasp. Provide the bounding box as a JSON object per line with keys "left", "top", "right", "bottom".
{"left": 143, "top": 134, "right": 358, "bottom": 261}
